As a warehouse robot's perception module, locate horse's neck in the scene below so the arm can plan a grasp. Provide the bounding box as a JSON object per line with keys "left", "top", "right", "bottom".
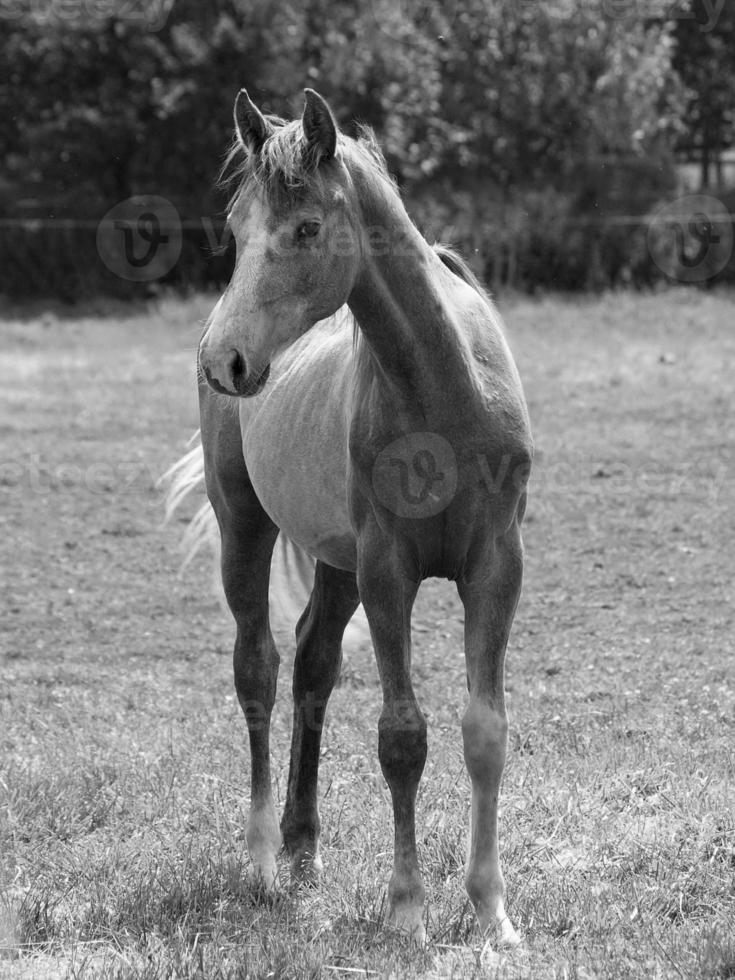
{"left": 346, "top": 165, "right": 477, "bottom": 408}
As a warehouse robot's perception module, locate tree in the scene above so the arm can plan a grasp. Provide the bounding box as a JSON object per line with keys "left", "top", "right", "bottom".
{"left": 0, "top": 0, "right": 710, "bottom": 296}
{"left": 433, "top": 0, "right": 685, "bottom": 190}
{"left": 672, "top": 0, "right": 735, "bottom": 187}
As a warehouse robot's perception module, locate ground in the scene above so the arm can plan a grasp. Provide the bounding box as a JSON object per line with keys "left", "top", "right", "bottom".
{"left": 0, "top": 289, "right": 733, "bottom": 979}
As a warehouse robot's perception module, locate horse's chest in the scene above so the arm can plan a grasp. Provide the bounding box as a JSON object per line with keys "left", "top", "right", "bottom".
{"left": 238, "top": 385, "right": 357, "bottom": 570}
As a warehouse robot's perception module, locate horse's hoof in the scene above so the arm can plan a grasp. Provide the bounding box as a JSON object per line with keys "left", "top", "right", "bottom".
{"left": 289, "top": 848, "right": 323, "bottom": 886}
{"left": 248, "top": 861, "right": 280, "bottom": 897}
{"left": 389, "top": 905, "right": 427, "bottom": 945}
{"left": 479, "top": 916, "right": 523, "bottom": 969}
{"left": 494, "top": 915, "right": 522, "bottom": 948}
{"left": 246, "top": 806, "right": 282, "bottom": 897}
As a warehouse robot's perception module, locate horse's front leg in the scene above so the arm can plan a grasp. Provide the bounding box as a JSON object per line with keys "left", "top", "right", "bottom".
{"left": 220, "top": 508, "right": 281, "bottom": 891}
{"left": 458, "top": 522, "right": 525, "bottom": 956}
{"left": 357, "top": 526, "right": 426, "bottom": 941}
{"left": 281, "top": 561, "right": 360, "bottom": 880}
{"left": 201, "top": 386, "right": 282, "bottom": 892}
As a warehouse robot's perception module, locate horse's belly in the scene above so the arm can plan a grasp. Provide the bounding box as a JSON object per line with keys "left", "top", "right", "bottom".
{"left": 247, "top": 444, "right": 356, "bottom": 570}
{"left": 238, "top": 328, "right": 357, "bottom": 571}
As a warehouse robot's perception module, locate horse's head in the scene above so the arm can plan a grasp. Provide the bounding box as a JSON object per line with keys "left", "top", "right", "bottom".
{"left": 198, "top": 89, "right": 362, "bottom": 397}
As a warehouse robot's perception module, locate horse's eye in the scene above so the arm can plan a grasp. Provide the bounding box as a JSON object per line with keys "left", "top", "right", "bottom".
{"left": 296, "top": 221, "right": 321, "bottom": 243}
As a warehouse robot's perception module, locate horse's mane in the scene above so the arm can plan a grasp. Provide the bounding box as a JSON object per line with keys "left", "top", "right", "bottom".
{"left": 432, "top": 243, "right": 489, "bottom": 300}
{"left": 221, "top": 116, "right": 394, "bottom": 212}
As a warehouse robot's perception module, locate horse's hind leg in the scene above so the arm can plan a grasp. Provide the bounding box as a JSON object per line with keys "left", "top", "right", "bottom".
{"left": 281, "top": 561, "right": 360, "bottom": 880}
{"left": 458, "top": 522, "right": 524, "bottom": 954}
{"left": 200, "top": 388, "right": 280, "bottom": 890}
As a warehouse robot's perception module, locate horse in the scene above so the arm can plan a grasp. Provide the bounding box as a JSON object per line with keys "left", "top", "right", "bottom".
{"left": 178, "top": 87, "right": 532, "bottom": 958}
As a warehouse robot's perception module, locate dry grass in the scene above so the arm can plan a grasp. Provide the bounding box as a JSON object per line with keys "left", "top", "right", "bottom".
{"left": 1, "top": 288, "right": 733, "bottom": 978}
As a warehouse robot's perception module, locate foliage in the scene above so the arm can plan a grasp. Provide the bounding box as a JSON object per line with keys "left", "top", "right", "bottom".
{"left": 434, "top": 0, "right": 684, "bottom": 188}
{"left": 672, "top": 0, "right": 735, "bottom": 187}
{"left": 0, "top": 0, "right": 731, "bottom": 295}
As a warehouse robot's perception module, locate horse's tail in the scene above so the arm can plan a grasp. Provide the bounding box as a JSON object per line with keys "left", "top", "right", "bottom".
{"left": 160, "top": 431, "right": 219, "bottom": 569}
{"left": 159, "top": 432, "right": 370, "bottom": 647}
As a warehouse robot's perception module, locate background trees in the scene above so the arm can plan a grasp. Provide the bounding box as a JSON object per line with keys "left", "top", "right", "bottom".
{"left": 0, "top": 0, "right": 732, "bottom": 296}
{"left": 672, "top": 0, "right": 735, "bottom": 188}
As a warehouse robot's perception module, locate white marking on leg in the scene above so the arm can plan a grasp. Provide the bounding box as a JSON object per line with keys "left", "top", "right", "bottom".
{"left": 463, "top": 699, "right": 521, "bottom": 950}
{"left": 246, "top": 800, "right": 281, "bottom": 891}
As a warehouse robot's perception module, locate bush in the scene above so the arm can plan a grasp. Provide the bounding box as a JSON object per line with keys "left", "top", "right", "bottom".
{"left": 408, "top": 155, "right": 735, "bottom": 294}
{"left": 1, "top": 175, "right": 731, "bottom": 302}
{"left": 0, "top": 220, "right": 235, "bottom": 302}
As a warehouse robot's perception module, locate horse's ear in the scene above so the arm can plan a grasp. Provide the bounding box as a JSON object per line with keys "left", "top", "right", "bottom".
{"left": 302, "top": 88, "right": 337, "bottom": 163}
{"left": 234, "top": 89, "right": 270, "bottom": 155}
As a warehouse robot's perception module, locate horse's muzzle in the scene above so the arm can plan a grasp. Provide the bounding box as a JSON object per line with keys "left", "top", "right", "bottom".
{"left": 202, "top": 359, "right": 270, "bottom": 398}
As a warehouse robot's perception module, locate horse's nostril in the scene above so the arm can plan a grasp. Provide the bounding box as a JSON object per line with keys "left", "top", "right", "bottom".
{"left": 228, "top": 349, "right": 245, "bottom": 385}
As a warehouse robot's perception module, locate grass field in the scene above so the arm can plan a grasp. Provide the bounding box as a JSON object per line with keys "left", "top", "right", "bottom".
{"left": 1, "top": 289, "right": 733, "bottom": 979}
